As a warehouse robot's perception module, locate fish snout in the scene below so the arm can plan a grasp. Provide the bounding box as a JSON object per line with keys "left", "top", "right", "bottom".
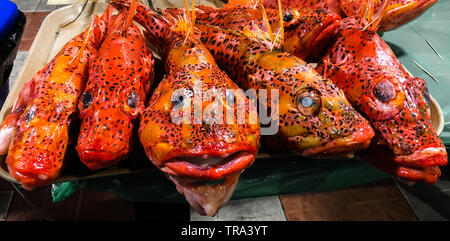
{"left": 76, "top": 108, "right": 133, "bottom": 170}
{"left": 6, "top": 148, "right": 59, "bottom": 190}
{"left": 300, "top": 96, "right": 374, "bottom": 157}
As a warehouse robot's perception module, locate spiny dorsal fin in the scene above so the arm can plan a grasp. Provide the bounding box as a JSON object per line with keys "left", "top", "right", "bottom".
{"left": 170, "top": 0, "right": 196, "bottom": 44}
{"left": 276, "top": 0, "right": 284, "bottom": 48}
{"left": 361, "top": 0, "right": 391, "bottom": 32}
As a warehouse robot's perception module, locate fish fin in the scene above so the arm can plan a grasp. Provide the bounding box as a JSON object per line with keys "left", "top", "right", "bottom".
{"left": 276, "top": 0, "right": 284, "bottom": 48}
{"left": 171, "top": 0, "right": 195, "bottom": 42}
{"left": 224, "top": 0, "right": 260, "bottom": 9}
{"left": 70, "top": 15, "right": 98, "bottom": 65}
{"left": 122, "top": 0, "right": 138, "bottom": 33}
{"left": 360, "top": 0, "right": 391, "bottom": 32}
{"left": 259, "top": 1, "right": 274, "bottom": 42}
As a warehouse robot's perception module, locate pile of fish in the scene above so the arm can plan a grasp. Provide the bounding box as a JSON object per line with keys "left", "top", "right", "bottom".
{"left": 0, "top": 0, "right": 446, "bottom": 216}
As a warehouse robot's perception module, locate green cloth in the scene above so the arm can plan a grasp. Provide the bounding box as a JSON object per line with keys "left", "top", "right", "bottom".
{"left": 52, "top": 156, "right": 389, "bottom": 202}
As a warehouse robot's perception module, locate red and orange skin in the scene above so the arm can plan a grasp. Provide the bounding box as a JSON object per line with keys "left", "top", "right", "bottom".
{"left": 0, "top": 8, "right": 111, "bottom": 190}
{"left": 316, "top": 17, "right": 447, "bottom": 184}
{"left": 191, "top": 22, "right": 375, "bottom": 157}
{"left": 262, "top": 0, "right": 439, "bottom": 31}
{"left": 164, "top": 3, "right": 341, "bottom": 62}
{"left": 75, "top": 5, "right": 154, "bottom": 170}
{"left": 110, "top": 0, "right": 260, "bottom": 216}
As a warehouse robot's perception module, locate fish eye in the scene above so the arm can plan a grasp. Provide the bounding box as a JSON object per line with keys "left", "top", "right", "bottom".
{"left": 296, "top": 90, "right": 321, "bottom": 116}
{"left": 81, "top": 92, "right": 92, "bottom": 108}
{"left": 127, "top": 91, "right": 138, "bottom": 108}
{"left": 171, "top": 87, "right": 193, "bottom": 107}
{"left": 171, "top": 94, "right": 184, "bottom": 106}
{"left": 373, "top": 79, "right": 395, "bottom": 103}
{"left": 283, "top": 12, "right": 293, "bottom": 22}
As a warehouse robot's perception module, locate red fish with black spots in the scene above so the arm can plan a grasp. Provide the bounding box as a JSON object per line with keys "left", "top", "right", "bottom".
{"left": 0, "top": 6, "right": 112, "bottom": 190}
{"left": 76, "top": 1, "right": 154, "bottom": 170}
{"left": 110, "top": 0, "right": 260, "bottom": 216}
{"left": 317, "top": 15, "right": 447, "bottom": 184}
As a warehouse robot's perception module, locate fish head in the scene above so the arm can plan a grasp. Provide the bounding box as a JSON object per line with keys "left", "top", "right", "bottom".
{"left": 319, "top": 17, "right": 447, "bottom": 183}
{"left": 279, "top": 8, "right": 341, "bottom": 61}
{"left": 6, "top": 101, "right": 66, "bottom": 190}
{"left": 76, "top": 82, "right": 147, "bottom": 170}
{"left": 255, "top": 51, "right": 374, "bottom": 157}
{"left": 139, "top": 67, "right": 260, "bottom": 181}
{"left": 139, "top": 64, "right": 260, "bottom": 216}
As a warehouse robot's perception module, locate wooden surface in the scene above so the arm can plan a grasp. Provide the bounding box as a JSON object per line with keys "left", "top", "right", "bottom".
{"left": 279, "top": 179, "right": 417, "bottom": 221}
{"left": 0, "top": 0, "right": 420, "bottom": 221}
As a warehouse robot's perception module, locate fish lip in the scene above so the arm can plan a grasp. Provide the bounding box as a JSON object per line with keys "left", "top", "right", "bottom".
{"left": 289, "top": 124, "right": 375, "bottom": 157}
{"left": 7, "top": 165, "right": 55, "bottom": 191}
{"left": 394, "top": 147, "right": 448, "bottom": 168}
{"left": 306, "top": 16, "right": 341, "bottom": 60}
{"left": 161, "top": 150, "right": 255, "bottom": 180}
{"left": 76, "top": 148, "right": 128, "bottom": 170}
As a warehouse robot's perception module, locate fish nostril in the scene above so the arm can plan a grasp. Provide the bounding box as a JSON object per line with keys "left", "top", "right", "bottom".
{"left": 373, "top": 79, "right": 395, "bottom": 103}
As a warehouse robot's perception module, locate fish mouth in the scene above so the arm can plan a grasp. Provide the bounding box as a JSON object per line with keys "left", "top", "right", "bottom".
{"left": 289, "top": 124, "right": 375, "bottom": 158}
{"left": 394, "top": 147, "right": 448, "bottom": 168}
{"left": 306, "top": 16, "right": 341, "bottom": 61}
{"left": 161, "top": 150, "right": 255, "bottom": 180}
{"left": 76, "top": 148, "right": 129, "bottom": 170}
{"left": 359, "top": 144, "right": 447, "bottom": 185}
{"left": 6, "top": 151, "right": 59, "bottom": 191}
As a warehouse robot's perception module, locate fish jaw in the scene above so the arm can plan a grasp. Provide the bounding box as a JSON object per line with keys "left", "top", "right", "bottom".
{"left": 395, "top": 147, "right": 448, "bottom": 168}
{"left": 295, "top": 121, "right": 375, "bottom": 157}
{"left": 359, "top": 143, "right": 446, "bottom": 185}
{"left": 76, "top": 107, "right": 133, "bottom": 170}
{"left": 162, "top": 150, "right": 256, "bottom": 180}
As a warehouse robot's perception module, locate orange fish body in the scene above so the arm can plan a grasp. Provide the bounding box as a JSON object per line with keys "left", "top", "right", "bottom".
{"left": 0, "top": 7, "right": 112, "bottom": 190}
{"left": 110, "top": 0, "right": 260, "bottom": 216}
{"left": 317, "top": 17, "right": 447, "bottom": 184}
{"left": 76, "top": 6, "right": 154, "bottom": 170}
{"left": 262, "top": 0, "right": 438, "bottom": 31}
